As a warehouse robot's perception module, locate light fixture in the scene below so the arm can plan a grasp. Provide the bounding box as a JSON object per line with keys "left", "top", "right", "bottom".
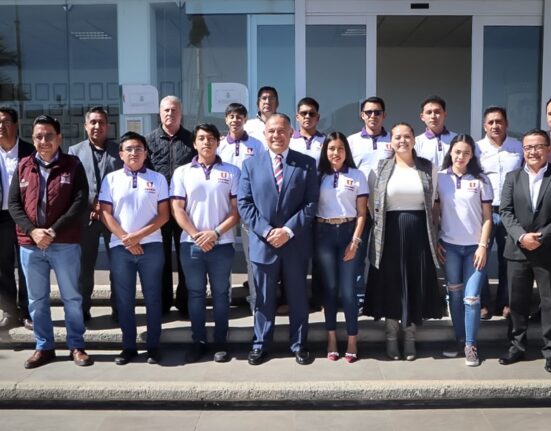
{"left": 71, "top": 31, "right": 112, "bottom": 40}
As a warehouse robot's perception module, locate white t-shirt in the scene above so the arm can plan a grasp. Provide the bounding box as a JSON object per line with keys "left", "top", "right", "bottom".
{"left": 437, "top": 169, "right": 493, "bottom": 245}
{"left": 415, "top": 128, "right": 457, "bottom": 170}
{"left": 475, "top": 135, "right": 523, "bottom": 206}
{"left": 348, "top": 127, "right": 393, "bottom": 180}
{"left": 170, "top": 157, "right": 240, "bottom": 244}
{"left": 386, "top": 164, "right": 425, "bottom": 211}
{"left": 244, "top": 116, "right": 267, "bottom": 147}
{"left": 99, "top": 166, "right": 169, "bottom": 248}
{"left": 289, "top": 130, "right": 325, "bottom": 167}
{"left": 317, "top": 167, "right": 369, "bottom": 219}
{"left": 217, "top": 132, "right": 264, "bottom": 169}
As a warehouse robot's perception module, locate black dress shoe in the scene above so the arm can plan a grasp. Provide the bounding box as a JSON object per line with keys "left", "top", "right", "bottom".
{"left": 213, "top": 343, "right": 230, "bottom": 363}
{"left": 294, "top": 348, "right": 311, "bottom": 365}
{"left": 545, "top": 358, "right": 551, "bottom": 373}
{"left": 248, "top": 348, "right": 267, "bottom": 365}
{"left": 147, "top": 348, "right": 160, "bottom": 365}
{"left": 186, "top": 342, "right": 207, "bottom": 363}
{"left": 498, "top": 349, "right": 525, "bottom": 365}
{"left": 114, "top": 349, "right": 138, "bottom": 365}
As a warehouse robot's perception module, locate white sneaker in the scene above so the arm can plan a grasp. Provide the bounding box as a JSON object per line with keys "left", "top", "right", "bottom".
{"left": 464, "top": 345, "right": 480, "bottom": 367}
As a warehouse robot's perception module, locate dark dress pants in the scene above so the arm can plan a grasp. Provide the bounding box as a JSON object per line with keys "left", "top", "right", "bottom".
{"left": 507, "top": 259, "right": 551, "bottom": 358}
{"left": 161, "top": 216, "right": 187, "bottom": 313}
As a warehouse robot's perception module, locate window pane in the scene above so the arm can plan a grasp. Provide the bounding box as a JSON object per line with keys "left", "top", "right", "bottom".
{"left": 306, "top": 25, "right": 366, "bottom": 136}
{"left": 483, "top": 26, "right": 542, "bottom": 138}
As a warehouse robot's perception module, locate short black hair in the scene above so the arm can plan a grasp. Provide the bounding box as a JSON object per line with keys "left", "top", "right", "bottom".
{"left": 420, "top": 95, "right": 446, "bottom": 112}
{"left": 85, "top": 105, "right": 109, "bottom": 122}
{"left": 0, "top": 106, "right": 18, "bottom": 123}
{"left": 33, "top": 115, "right": 60, "bottom": 134}
{"left": 119, "top": 131, "right": 147, "bottom": 151}
{"left": 522, "top": 128, "right": 551, "bottom": 147}
{"left": 193, "top": 123, "right": 221, "bottom": 142}
{"left": 483, "top": 106, "right": 508, "bottom": 122}
{"left": 225, "top": 103, "right": 248, "bottom": 117}
{"left": 257, "top": 86, "right": 278, "bottom": 102}
{"left": 546, "top": 97, "right": 551, "bottom": 109}
{"left": 360, "top": 96, "right": 385, "bottom": 112}
{"left": 318, "top": 131, "right": 357, "bottom": 175}
{"left": 297, "top": 97, "right": 319, "bottom": 113}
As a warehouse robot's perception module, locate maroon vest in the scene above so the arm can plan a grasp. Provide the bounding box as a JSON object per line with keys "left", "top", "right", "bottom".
{"left": 16, "top": 153, "right": 82, "bottom": 245}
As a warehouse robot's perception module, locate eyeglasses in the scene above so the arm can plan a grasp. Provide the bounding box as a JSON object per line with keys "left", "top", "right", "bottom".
{"left": 298, "top": 111, "right": 318, "bottom": 118}
{"left": 0, "top": 119, "right": 14, "bottom": 126}
{"left": 122, "top": 147, "right": 145, "bottom": 154}
{"left": 33, "top": 133, "right": 56, "bottom": 142}
{"left": 362, "top": 110, "right": 383, "bottom": 117}
{"left": 523, "top": 144, "right": 550, "bottom": 153}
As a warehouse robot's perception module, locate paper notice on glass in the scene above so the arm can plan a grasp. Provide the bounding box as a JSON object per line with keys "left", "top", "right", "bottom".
{"left": 209, "top": 83, "right": 249, "bottom": 113}
{"left": 122, "top": 85, "right": 159, "bottom": 114}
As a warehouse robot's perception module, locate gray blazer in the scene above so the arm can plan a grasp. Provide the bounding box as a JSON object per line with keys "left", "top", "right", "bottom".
{"left": 68, "top": 139, "right": 122, "bottom": 208}
{"left": 368, "top": 156, "right": 439, "bottom": 269}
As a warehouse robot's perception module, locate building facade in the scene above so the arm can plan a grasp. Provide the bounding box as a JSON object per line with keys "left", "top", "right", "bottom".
{"left": 0, "top": 0, "right": 549, "bottom": 147}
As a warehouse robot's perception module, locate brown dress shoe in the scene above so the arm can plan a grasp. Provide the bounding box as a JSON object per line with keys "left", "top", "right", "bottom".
{"left": 24, "top": 349, "right": 56, "bottom": 369}
{"left": 70, "top": 348, "right": 94, "bottom": 366}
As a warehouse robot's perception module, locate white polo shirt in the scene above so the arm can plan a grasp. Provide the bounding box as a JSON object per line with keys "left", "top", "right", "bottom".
{"left": 244, "top": 115, "right": 267, "bottom": 147}
{"left": 99, "top": 166, "right": 169, "bottom": 248}
{"left": 475, "top": 135, "right": 523, "bottom": 206}
{"left": 217, "top": 132, "right": 264, "bottom": 169}
{"left": 0, "top": 139, "right": 19, "bottom": 210}
{"left": 317, "top": 167, "right": 369, "bottom": 219}
{"left": 436, "top": 168, "right": 493, "bottom": 246}
{"left": 348, "top": 127, "right": 393, "bottom": 180}
{"left": 415, "top": 128, "right": 457, "bottom": 169}
{"left": 289, "top": 130, "right": 325, "bottom": 167}
{"left": 170, "top": 156, "right": 240, "bottom": 244}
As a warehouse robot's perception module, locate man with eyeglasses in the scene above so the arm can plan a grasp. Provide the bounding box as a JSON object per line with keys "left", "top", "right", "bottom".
{"left": 146, "top": 95, "right": 196, "bottom": 316}
{"left": 244, "top": 86, "right": 279, "bottom": 146}
{"left": 476, "top": 106, "right": 523, "bottom": 320}
{"left": 68, "top": 106, "right": 122, "bottom": 322}
{"left": 415, "top": 95, "right": 457, "bottom": 170}
{"left": 8, "top": 115, "right": 92, "bottom": 369}
{"left": 290, "top": 97, "right": 325, "bottom": 167}
{"left": 498, "top": 129, "right": 551, "bottom": 373}
{"left": 0, "top": 107, "right": 34, "bottom": 331}
{"left": 347, "top": 97, "right": 393, "bottom": 309}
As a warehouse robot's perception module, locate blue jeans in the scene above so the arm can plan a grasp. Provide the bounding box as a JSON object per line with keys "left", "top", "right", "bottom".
{"left": 354, "top": 217, "right": 372, "bottom": 307}
{"left": 481, "top": 211, "right": 508, "bottom": 310}
{"left": 20, "top": 244, "right": 85, "bottom": 350}
{"left": 315, "top": 221, "right": 359, "bottom": 335}
{"left": 180, "top": 242, "right": 235, "bottom": 344}
{"left": 111, "top": 243, "right": 164, "bottom": 350}
{"left": 442, "top": 241, "right": 486, "bottom": 346}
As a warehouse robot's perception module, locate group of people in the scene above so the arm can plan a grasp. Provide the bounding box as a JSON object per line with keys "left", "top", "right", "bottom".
{"left": 1, "top": 89, "right": 550, "bottom": 374}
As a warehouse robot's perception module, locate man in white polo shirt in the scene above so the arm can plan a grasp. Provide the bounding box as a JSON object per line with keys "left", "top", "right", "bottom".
{"left": 99, "top": 131, "right": 169, "bottom": 366}
{"left": 290, "top": 97, "right": 325, "bottom": 167}
{"left": 347, "top": 96, "right": 393, "bottom": 309}
{"left": 244, "top": 86, "right": 279, "bottom": 145}
{"left": 415, "top": 95, "right": 457, "bottom": 169}
{"left": 476, "top": 106, "right": 523, "bottom": 319}
{"left": 218, "top": 103, "right": 263, "bottom": 316}
{"left": 171, "top": 124, "right": 240, "bottom": 364}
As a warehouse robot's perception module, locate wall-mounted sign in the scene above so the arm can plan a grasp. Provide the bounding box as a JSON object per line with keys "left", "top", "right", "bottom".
{"left": 121, "top": 84, "right": 159, "bottom": 114}
{"left": 208, "top": 82, "right": 249, "bottom": 113}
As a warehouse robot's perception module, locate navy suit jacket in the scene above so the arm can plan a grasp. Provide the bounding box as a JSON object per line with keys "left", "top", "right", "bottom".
{"left": 238, "top": 149, "right": 319, "bottom": 265}
{"left": 500, "top": 163, "right": 551, "bottom": 266}
{"left": 68, "top": 139, "right": 122, "bottom": 209}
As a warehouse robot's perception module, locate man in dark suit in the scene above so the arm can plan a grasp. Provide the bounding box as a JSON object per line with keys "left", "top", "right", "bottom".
{"left": 499, "top": 128, "right": 551, "bottom": 373}
{"left": 238, "top": 113, "right": 319, "bottom": 365}
{"left": 0, "top": 107, "right": 34, "bottom": 330}
{"left": 68, "top": 106, "right": 122, "bottom": 322}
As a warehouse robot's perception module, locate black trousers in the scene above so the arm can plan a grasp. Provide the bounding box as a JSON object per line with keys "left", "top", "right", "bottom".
{"left": 507, "top": 259, "right": 551, "bottom": 358}
{"left": 0, "top": 211, "right": 28, "bottom": 319}
{"left": 160, "top": 216, "right": 187, "bottom": 313}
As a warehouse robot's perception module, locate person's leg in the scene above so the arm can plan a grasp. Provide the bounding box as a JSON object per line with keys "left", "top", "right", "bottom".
{"left": 314, "top": 223, "right": 339, "bottom": 334}
{"left": 15, "top": 241, "right": 30, "bottom": 321}
{"left": 442, "top": 242, "right": 466, "bottom": 343}
{"left": 494, "top": 215, "right": 509, "bottom": 314}
{"left": 180, "top": 242, "right": 208, "bottom": 343}
{"left": 0, "top": 217, "right": 19, "bottom": 321}
{"left": 251, "top": 260, "right": 280, "bottom": 351}
{"left": 110, "top": 245, "right": 138, "bottom": 350}
{"left": 78, "top": 220, "right": 101, "bottom": 317}
{"left": 172, "top": 218, "right": 188, "bottom": 313}
{"left": 137, "top": 243, "right": 164, "bottom": 350}
{"left": 463, "top": 245, "right": 485, "bottom": 347}
{"left": 480, "top": 212, "right": 499, "bottom": 316}
{"left": 49, "top": 244, "right": 85, "bottom": 349}
{"left": 205, "top": 243, "right": 235, "bottom": 344}
{"left": 160, "top": 221, "right": 175, "bottom": 313}
{"left": 507, "top": 260, "right": 533, "bottom": 353}
{"left": 100, "top": 226, "right": 117, "bottom": 315}
{"left": 533, "top": 264, "right": 551, "bottom": 359}
{"left": 241, "top": 224, "right": 256, "bottom": 315}
{"left": 19, "top": 246, "right": 55, "bottom": 350}
{"left": 354, "top": 217, "right": 372, "bottom": 309}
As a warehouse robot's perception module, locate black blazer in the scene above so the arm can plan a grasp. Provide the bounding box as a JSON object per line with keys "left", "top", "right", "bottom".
{"left": 0, "top": 138, "right": 34, "bottom": 208}
{"left": 500, "top": 163, "right": 551, "bottom": 265}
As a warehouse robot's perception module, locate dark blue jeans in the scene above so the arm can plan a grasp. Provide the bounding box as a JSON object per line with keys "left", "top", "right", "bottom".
{"left": 180, "top": 242, "right": 235, "bottom": 344}
{"left": 315, "top": 221, "right": 359, "bottom": 335}
{"left": 111, "top": 243, "right": 164, "bottom": 350}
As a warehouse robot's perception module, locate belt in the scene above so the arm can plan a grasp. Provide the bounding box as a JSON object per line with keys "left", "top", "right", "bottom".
{"left": 316, "top": 217, "right": 355, "bottom": 225}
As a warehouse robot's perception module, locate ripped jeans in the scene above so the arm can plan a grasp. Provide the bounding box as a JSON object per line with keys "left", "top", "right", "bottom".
{"left": 441, "top": 241, "right": 487, "bottom": 346}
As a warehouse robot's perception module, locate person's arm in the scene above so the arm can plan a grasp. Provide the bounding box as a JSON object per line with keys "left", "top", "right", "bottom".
{"left": 499, "top": 171, "right": 528, "bottom": 244}
{"left": 473, "top": 202, "right": 493, "bottom": 270}
{"left": 343, "top": 195, "right": 367, "bottom": 261}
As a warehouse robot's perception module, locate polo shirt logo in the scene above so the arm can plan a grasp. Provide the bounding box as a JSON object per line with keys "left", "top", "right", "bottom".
{"left": 467, "top": 181, "right": 478, "bottom": 192}
{"left": 145, "top": 181, "right": 156, "bottom": 193}
{"left": 218, "top": 171, "right": 230, "bottom": 184}
{"left": 344, "top": 179, "right": 355, "bottom": 191}
{"left": 60, "top": 173, "right": 71, "bottom": 184}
